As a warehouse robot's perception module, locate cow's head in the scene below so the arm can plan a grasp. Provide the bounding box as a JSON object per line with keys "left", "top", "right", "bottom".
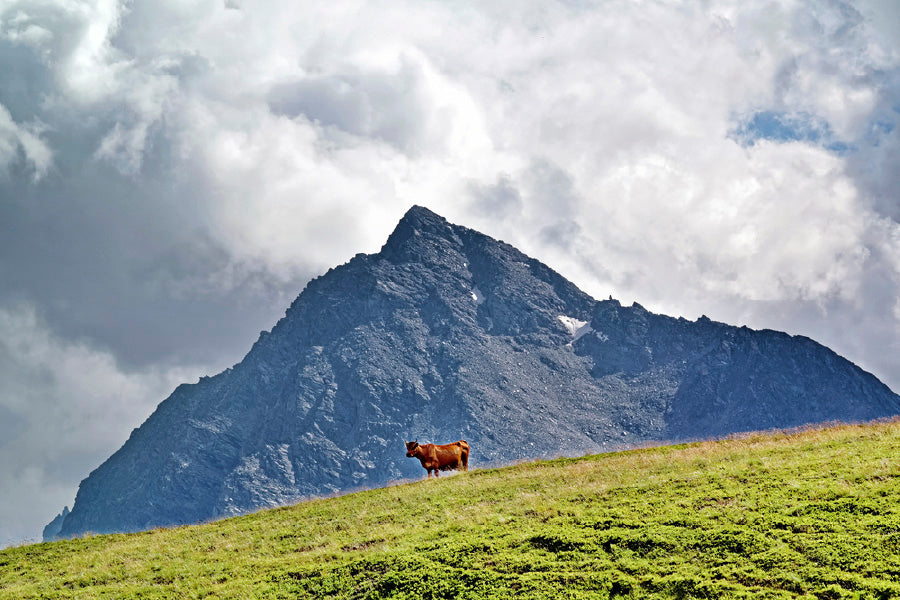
{"left": 405, "top": 440, "right": 419, "bottom": 457}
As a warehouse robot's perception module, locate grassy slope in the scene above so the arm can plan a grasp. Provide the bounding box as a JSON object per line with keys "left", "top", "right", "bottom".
{"left": 2, "top": 420, "right": 899, "bottom": 599}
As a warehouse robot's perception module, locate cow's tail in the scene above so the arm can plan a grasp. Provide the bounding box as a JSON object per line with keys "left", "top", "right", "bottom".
{"left": 457, "top": 440, "right": 470, "bottom": 471}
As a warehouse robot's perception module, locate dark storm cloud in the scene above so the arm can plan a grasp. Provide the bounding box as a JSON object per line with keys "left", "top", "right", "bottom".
{"left": 524, "top": 161, "right": 584, "bottom": 251}
{"left": 0, "top": 151, "right": 305, "bottom": 370}
{"left": 0, "top": 404, "right": 24, "bottom": 450}
{"left": 0, "top": 27, "right": 306, "bottom": 370}
{"left": 0, "top": 39, "right": 54, "bottom": 122}
{"left": 268, "top": 63, "right": 433, "bottom": 155}
{"left": 845, "top": 70, "right": 900, "bottom": 222}
{"left": 467, "top": 174, "right": 524, "bottom": 219}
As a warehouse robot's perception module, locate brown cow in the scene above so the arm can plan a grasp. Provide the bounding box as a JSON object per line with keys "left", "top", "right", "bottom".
{"left": 405, "top": 440, "right": 469, "bottom": 478}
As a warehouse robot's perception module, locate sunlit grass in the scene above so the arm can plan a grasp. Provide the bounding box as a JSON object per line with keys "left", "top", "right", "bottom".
{"left": 2, "top": 419, "right": 899, "bottom": 599}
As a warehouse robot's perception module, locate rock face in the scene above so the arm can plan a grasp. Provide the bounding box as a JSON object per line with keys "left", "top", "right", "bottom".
{"left": 49, "top": 206, "right": 900, "bottom": 540}
{"left": 42, "top": 506, "right": 69, "bottom": 541}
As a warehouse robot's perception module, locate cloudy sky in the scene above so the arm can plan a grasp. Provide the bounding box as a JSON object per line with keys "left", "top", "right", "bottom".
{"left": 1, "top": 0, "right": 898, "bottom": 547}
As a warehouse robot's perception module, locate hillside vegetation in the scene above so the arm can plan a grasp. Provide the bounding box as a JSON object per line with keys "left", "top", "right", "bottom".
{"left": 2, "top": 419, "right": 899, "bottom": 599}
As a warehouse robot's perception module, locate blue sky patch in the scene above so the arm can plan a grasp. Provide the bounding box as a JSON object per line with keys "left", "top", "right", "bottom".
{"left": 731, "top": 110, "right": 852, "bottom": 154}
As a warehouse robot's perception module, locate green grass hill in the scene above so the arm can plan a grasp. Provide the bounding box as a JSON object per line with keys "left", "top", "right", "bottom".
{"left": 2, "top": 419, "right": 899, "bottom": 599}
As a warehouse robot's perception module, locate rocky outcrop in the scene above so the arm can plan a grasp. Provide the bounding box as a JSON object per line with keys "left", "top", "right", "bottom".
{"left": 48, "top": 206, "right": 900, "bottom": 540}
{"left": 42, "top": 506, "right": 68, "bottom": 541}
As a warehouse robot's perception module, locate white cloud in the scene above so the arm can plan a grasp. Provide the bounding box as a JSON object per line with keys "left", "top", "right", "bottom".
{"left": 589, "top": 141, "right": 870, "bottom": 303}
{"left": 0, "top": 103, "right": 51, "bottom": 178}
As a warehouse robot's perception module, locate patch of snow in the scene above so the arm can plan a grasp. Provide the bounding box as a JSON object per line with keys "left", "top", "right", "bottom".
{"left": 558, "top": 315, "right": 592, "bottom": 344}
{"left": 472, "top": 286, "right": 485, "bottom": 305}
{"left": 594, "top": 330, "right": 609, "bottom": 342}
{"left": 557, "top": 315, "right": 585, "bottom": 335}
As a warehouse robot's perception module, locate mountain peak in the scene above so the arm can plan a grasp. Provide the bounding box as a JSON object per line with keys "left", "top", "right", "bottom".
{"left": 380, "top": 205, "right": 462, "bottom": 262}
{"left": 402, "top": 204, "right": 442, "bottom": 223}
{"left": 394, "top": 205, "right": 451, "bottom": 236}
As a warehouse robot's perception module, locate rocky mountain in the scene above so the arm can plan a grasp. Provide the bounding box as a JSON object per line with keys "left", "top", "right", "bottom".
{"left": 48, "top": 206, "right": 900, "bottom": 540}
{"left": 41, "top": 506, "right": 68, "bottom": 541}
